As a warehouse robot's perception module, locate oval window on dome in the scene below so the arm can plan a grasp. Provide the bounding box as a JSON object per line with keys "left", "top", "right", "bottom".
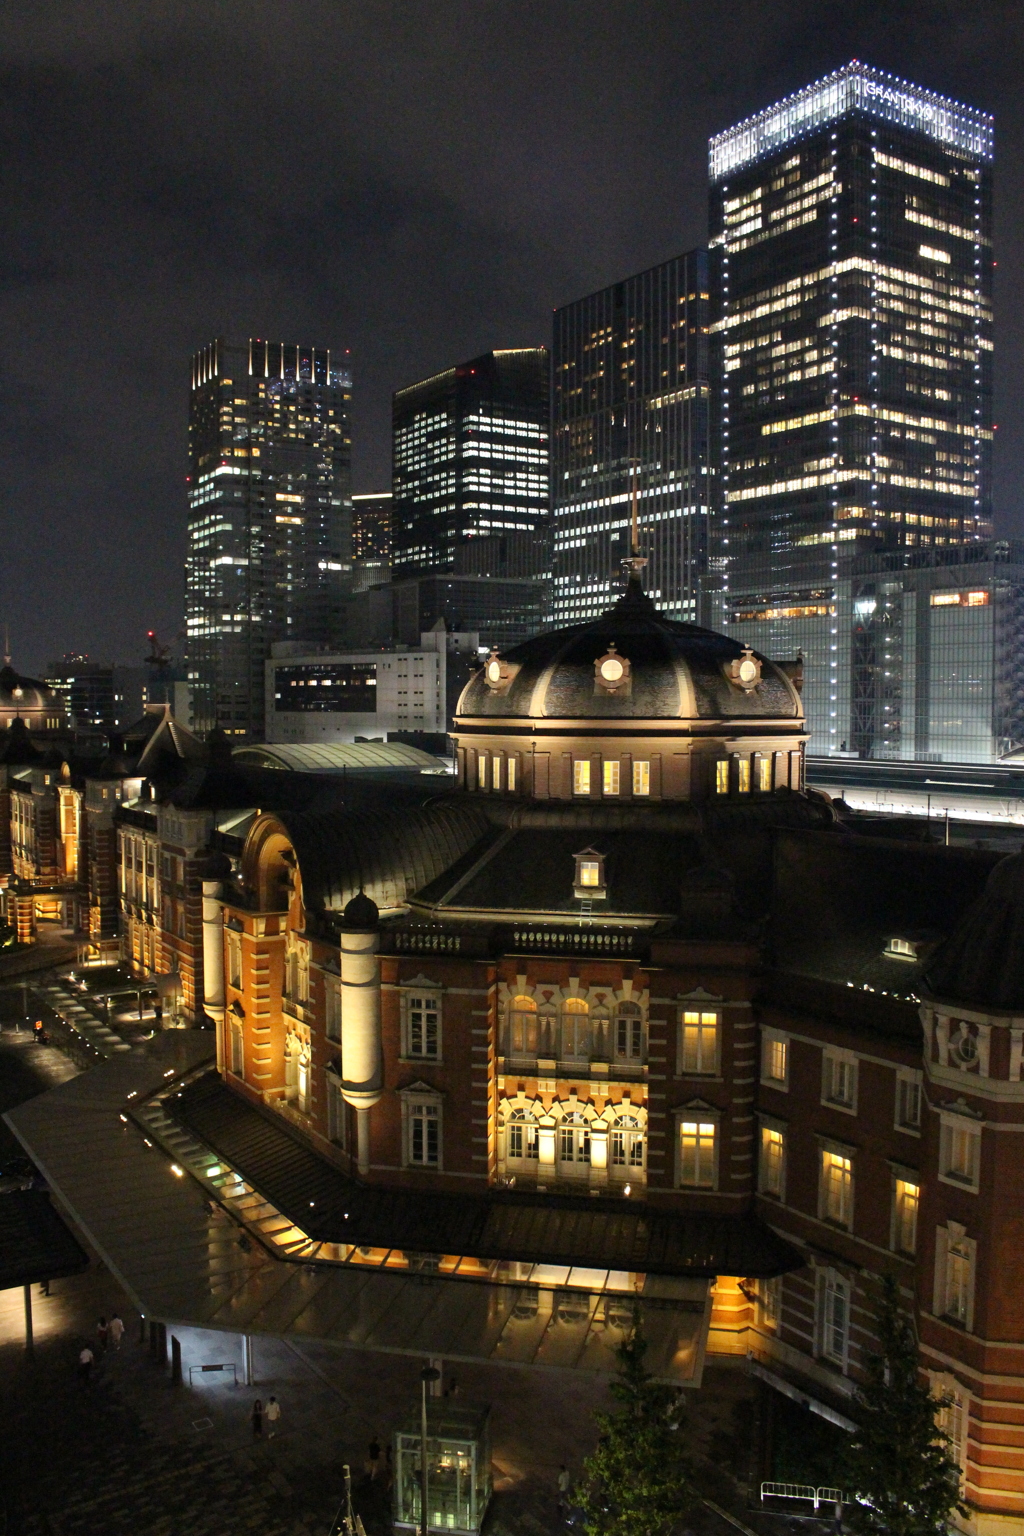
{"left": 486, "top": 659, "right": 502, "bottom": 684}
{"left": 594, "top": 645, "right": 631, "bottom": 695}
{"left": 600, "top": 656, "right": 624, "bottom": 683}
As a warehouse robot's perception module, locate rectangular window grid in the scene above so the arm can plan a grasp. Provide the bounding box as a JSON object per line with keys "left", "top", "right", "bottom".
{"left": 410, "top": 1103, "right": 439, "bottom": 1166}
{"left": 681, "top": 1011, "right": 718, "bottom": 1074}
{"left": 408, "top": 996, "right": 440, "bottom": 1059}
{"left": 679, "top": 1120, "right": 716, "bottom": 1187}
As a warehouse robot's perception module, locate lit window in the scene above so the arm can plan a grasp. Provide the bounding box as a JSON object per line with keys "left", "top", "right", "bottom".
{"left": 603, "top": 760, "right": 620, "bottom": 795}
{"left": 506, "top": 757, "right": 516, "bottom": 791}
{"left": 821, "top": 1149, "right": 853, "bottom": 1228}
{"left": 679, "top": 1120, "right": 717, "bottom": 1188}
{"left": 894, "top": 1178, "right": 919, "bottom": 1254}
{"left": 681, "top": 1011, "right": 718, "bottom": 1074}
{"left": 760, "top": 1126, "right": 785, "bottom": 1197}
{"left": 573, "top": 759, "right": 591, "bottom": 795}
{"left": 633, "top": 760, "right": 650, "bottom": 796}
{"left": 762, "top": 1032, "right": 788, "bottom": 1086}
{"left": 716, "top": 759, "right": 730, "bottom": 795}
{"left": 507, "top": 995, "right": 538, "bottom": 1055}
{"left": 737, "top": 757, "right": 751, "bottom": 793}
{"left": 559, "top": 1112, "right": 591, "bottom": 1164}
{"left": 477, "top": 754, "right": 487, "bottom": 789}
{"left": 561, "top": 998, "right": 590, "bottom": 1061}
{"left": 492, "top": 756, "right": 502, "bottom": 791}
{"left": 407, "top": 1101, "right": 440, "bottom": 1167}
{"left": 818, "top": 1271, "right": 850, "bottom": 1365}
{"left": 579, "top": 861, "right": 600, "bottom": 887}
{"left": 823, "top": 1050, "right": 857, "bottom": 1110}
{"left": 407, "top": 995, "right": 440, "bottom": 1059}
{"left": 757, "top": 755, "right": 772, "bottom": 792}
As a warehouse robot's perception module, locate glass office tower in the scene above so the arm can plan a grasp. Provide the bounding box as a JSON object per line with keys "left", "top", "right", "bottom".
{"left": 552, "top": 252, "right": 710, "bottom": 624}
{"left": 707, "top": 64, "right": 993, "bottom": 750}
{"left": 186, "top": 338, "right": 352, "bottom": 739}
{"left": 391, "top": 349, "right": 549, "bottom": 578}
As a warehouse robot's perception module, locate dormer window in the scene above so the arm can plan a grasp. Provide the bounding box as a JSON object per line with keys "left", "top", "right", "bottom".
{"left": 573, "top": 846, "right": 607, "bottom": 900}
{"left": 725, "top": 645, "right": 762, "bottom": 692}
{"left": 594, "top": 644, "right": 631, "bottom": 695}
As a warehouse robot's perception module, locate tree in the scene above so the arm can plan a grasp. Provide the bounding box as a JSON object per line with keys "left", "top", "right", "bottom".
{"left": 843, "top": 1274, "right": 966, "bottom": 1536}
{"left": 577, "top": 1306, "right": 694, "bottom": 1536}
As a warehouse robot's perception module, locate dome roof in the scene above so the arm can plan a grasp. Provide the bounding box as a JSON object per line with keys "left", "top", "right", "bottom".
{"left": 456, "top": 584, "right": 800, "bottom": 722}
{"left": 0, "top": 664, "right": 56, "bottom": 714}
{"left": 923, "top": 850, "right": 1024, "bottom": 1012}
{"left": 342, "top": 889, "right": 380, "bottom": 929}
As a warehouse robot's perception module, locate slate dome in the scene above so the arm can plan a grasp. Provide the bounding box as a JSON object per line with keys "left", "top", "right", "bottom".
{"left": 342, "top": 889, "right": 380, "bottom": 929}
{"left": 456, "top": 582, "right": 801, "bottom": 723}
{"left": 923, "top": 850, "right": 1024, "bottom": 1012}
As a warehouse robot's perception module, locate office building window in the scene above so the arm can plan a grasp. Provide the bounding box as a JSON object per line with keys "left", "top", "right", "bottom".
{"left": 761, "top": 1030, "right": 789, "bottom": 1088}
{"left": 678, "top": 1119, "right": 717, "bottom": 1188}
{"left": 822, "top": 1049, "right": 858, "bottom": 1112}
{"left": 818, "top": 1270, "right": 850, "bottom": 1368}
{"left": 610, "top": 1113, "right": 645, "bottom": 1169}
{"left": 405, "top": 1098, "right": 441, "bottom": 1168}
{"left": 405, "top": 993, "right": 441, "bottom": 1060}
{"left": 603, "top": 759, "right": 620, "bottom": 795}
{"left": 573, "top": 759, "right": 591, "bottom": 795}
{"left": 760, "top": 1124, "right": 785, "bottom": 1198}
{"left": 820, "top": 1148, "right": 854, "bottom": 1228}
{"left": 680, "top": 1010, "right": 719, "bottom": 1074}
{"left": 633, "top": 760, "right": 650, "bottom": 796}
{"left": 896, "top": 1070, "right": 922, "bottom": 1130}
{"left": 940, "top": 1118, "right": 980, "bottom": 1192}
{"left": 615, "top": 1003, "right": 644, "bottom": 1063}
{"left": 506, "top": 1107, "right": 539, "bottom": 1162}
{"left": 893, "top": 1177, "right": 919, "bottom": 1255}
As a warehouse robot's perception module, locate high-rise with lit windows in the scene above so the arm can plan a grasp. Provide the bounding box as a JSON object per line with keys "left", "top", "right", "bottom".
{"left": 707, "top": 63, "right": 994, "bottom": 752}
{"left": 391, "top": 349, "right": 550, "bottom": 579}
{"left": 551, "top": 253, "right": 710, "bottom": 624}
{"left": 186, "top": 338, "right": 352, "bottom": 739}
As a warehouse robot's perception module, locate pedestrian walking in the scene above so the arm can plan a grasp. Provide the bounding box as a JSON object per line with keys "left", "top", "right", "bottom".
{"left": 78, "top": 1345, "right": 94, "bottom": 1384}
{"left": 556, "top": 1465, "right": 571, "bottom": 1516}
{"left": 108, "top": 1314, "right": 125, "bottom": 1349}
{"left": 366, "top": 1434, "right": 382, "bottom": 1480}
{"left": 265, "top": 1396, "right": 281, "bottom": 1438}
{"left": 251, "top": 1399, "right": 263, "bottom": 1438}
{"left": 97, "top": 1316, "right": 108, "bottom": 1351}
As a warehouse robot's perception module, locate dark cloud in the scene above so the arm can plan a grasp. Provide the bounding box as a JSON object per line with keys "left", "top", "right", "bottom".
{"left": 1, "top": 0, "right": 1023, "bottom": 670}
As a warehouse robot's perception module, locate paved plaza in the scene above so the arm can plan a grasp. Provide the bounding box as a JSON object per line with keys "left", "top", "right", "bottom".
{"left": 0, "top": 1005, "right": 772, "bottom": 1536}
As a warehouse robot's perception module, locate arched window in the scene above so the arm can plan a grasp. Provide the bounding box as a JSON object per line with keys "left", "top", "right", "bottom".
{"left": 506, "top": 1107, "right": 539, "bottom": 1161}
{"left": 559, "top": 1111, "right": 591, "bottom": 1166}
{"left": 610, "top": 1113, "right": 645, "bottom": 1170}
{"left": 561, "top": 997, "right": 590, "bottom": 1062}
{"left": 507, "top": 995, "right": 538, "bottom": 1055}
{"left": 614, "top": 1002, "right": 644, "bottom": 1063}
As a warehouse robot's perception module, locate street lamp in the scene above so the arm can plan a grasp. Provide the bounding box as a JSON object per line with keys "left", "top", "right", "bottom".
{"left": 420, "top": 1364, "right": 441, "bottom": 1536}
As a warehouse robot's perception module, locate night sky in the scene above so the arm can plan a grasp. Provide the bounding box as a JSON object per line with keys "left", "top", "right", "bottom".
{"left": 4, "top": 1, "right": 1023, "bottom": 673}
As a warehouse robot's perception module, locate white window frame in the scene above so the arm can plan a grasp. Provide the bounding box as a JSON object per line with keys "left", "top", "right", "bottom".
{"left": 674, "top": 1110, "right": 720, "bottom": 1190}
{"left": 816, "top": 1268, "right": 851, "bottom": 1370}
{"left": 891, "top": 1169, "right": 920, "bottom": 1255}
{"left": 632, "top": 759, "right": 650, "bottom": 796}
{"left": 402, "top": 989, "right": 442, "bottom": 1062}
{"left": 558, "top": 1110, "right": 592, "bottom": 1169}
{"left": 822, "top": 1047, "right": 858, "bottom": 1114}
{"left": 895, "top": 1068, "right": 923, "bottom": 1134}
{"left": 402, "top": 1088, "right": 443, "bottom": 1171}
{"left": 758, "top": 1117, "right": 786, "bottom": 1200}
{"left": 603, "top": 759, "right": 620, "bottom": 795}
{"left": 573, "top": 759, "right": 591, "bottom": 795}
{"left": 819, "top": 1141, "right": 855, "bottom": 1229}
{"left": 505, "top": 1107, "right": 539, "bottom": 1164}
{"left": 678, "top": 1009, "right": 720, "bottom": 1076}
{"left": 614, "top": 1003, "right": 645, "bottom": 1064}
{"left": 609, "top": 1112, "right": 646, "bottom": 1172}
{"left": 227, "top": 932, "right": 242, "bottom": 990}
{"left": 229, "top": 1019, "right": 243, "bottom": 1076}
{"left": 938, "top": 1113, "right": 981, "bottom": 1194}
{"left": 761, "top": 1028, "right": 789, "bottom": 1090}
{"left": 932, "top": 1373, "right": 969, "bottom": 1485}
{"left": 934, "top": 1223, "right": 976, "bottom": 1331}
{"left": 758, "top": 1275, "right": 782, "bottom": 1331}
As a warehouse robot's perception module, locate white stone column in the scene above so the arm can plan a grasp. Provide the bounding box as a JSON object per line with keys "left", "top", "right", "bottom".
{"left": 340, "top": 895, "right": 383, "bottom": 1175}
{"left": 537, "top": 1114, "right": 556, "bottom": 1185}
{"left": 589, "top": 1124, "right": 609, "bottom": 1188}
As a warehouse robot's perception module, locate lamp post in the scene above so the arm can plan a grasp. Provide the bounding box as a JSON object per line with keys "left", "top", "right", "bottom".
{"left": 420, "top": 1364, "right": 441, "bottom": 1536}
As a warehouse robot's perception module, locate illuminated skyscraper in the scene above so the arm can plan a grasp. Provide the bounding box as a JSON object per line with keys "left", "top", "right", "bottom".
{"left": 391, "top": 349, "right": 549, "bottom": 579}
{"left": 186, "top": 338, "right": 352, "bottom": 739}
{"left": 708, "top": 63, "right": 994, "bottom": 751}
{"left": 551, "top": 253, "right": 710, "bottom": 624}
